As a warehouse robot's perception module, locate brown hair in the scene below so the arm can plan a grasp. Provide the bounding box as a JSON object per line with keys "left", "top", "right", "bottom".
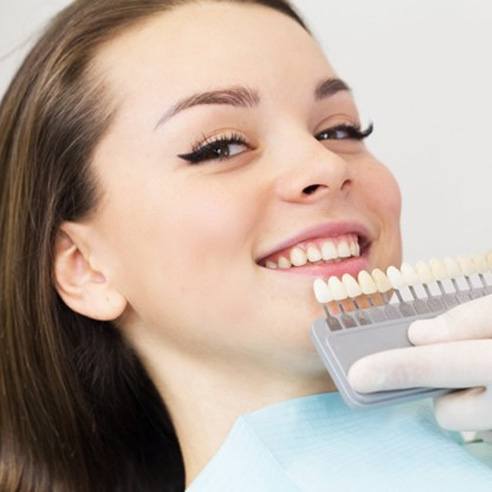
{"left": 0, "top": 1, "right": 311, "bottom": 490}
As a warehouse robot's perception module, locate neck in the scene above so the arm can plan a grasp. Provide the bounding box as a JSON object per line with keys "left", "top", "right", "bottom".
{"left": 137, "top": 347, "right": 335, "bottom": 487}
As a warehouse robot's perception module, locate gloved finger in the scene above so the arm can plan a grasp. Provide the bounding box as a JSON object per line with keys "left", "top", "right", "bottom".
{"left": 347, "top": 339, "right": 492, "bottom": 393}
{"left": 433, "top": 386, "right": 492, "bottom": 431}
{"left": 408, "top": 294, "right": 492, "bottom": 345}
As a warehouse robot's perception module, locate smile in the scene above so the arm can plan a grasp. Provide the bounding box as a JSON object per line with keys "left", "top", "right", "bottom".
{"left": 257, "top": 233, "right": 372, "bottom": 278}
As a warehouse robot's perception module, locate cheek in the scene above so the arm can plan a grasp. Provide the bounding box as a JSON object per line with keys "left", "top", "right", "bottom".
{"left": 162, "top": 180, "right": 257, "bottom": 270}
{"left": 115, "top": 176, "right": 260, "bottom": 329}
{"left": 357, "top": 160, "right": 402, "bottom": 223}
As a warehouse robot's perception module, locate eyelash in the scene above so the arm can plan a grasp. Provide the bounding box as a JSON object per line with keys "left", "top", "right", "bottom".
{"left": 177, "top": 122, "right": 374, "bottom": 165}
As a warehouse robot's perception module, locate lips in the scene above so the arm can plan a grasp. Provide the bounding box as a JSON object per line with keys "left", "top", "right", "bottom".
{"left": 255, "top": 220, "right": 372, "bottom": 266}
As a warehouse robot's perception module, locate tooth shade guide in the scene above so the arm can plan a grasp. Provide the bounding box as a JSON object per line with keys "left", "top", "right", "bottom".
{"left": 312, "top": 252, "right": 492, "bottom": 327}
{"left": 311, "top": 252, "right": 492, "bottom": 409}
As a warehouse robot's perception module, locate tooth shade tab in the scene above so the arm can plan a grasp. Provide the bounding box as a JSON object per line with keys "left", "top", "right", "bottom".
{"left": 487, "top": 251, "right": 492, "bottom": 269}
{"left": 371, "top": 268, "right": 392, "bottom": 293}
{"left": 415, "top": 261, "right": 434, "bottom": 283}
{"left": 328, "top": 276, "right": 348, "bottom": 301}
{"left": 342, "top": 273, "right": 362, "bottom": 298}
{"left": 400, "top": 263, "right": 419, "bottom": 286}
{"left": 358, "top": 270, "right": 377, "bottom": 295}
{"left": 457, "top": 256, "right": 475, "bottom": 276}
{"left": 429, "top": 258, "right": 448, "bottom": 281}
{"left": 443, "top": 257, "right": 461, "bottom": 277}
{"left": 472, "top": 254, "right": 488, "bottom": 273}
{"left": 386, "top": 266, "right": 405, "bottom": 289}
{"left": 313, "top": 278, "right": 333, "bottom": 303}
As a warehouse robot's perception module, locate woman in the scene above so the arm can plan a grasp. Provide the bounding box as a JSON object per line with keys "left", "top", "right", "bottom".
{"left": 1, "top": 1, "right": 492, "bottom": 490}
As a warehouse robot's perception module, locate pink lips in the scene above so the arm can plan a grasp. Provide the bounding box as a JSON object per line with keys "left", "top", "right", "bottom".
{"left": 256, "top": 220, "right": 372, "bottom": 265}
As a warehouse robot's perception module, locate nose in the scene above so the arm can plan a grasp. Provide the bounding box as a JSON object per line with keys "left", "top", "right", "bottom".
{"left": 274, "top": 134, "right": 353, "bottom": 203}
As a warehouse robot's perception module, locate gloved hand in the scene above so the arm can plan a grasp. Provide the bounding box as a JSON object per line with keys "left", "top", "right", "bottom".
{"left": 347, "top": 293, "right": 492, "bottom": 443}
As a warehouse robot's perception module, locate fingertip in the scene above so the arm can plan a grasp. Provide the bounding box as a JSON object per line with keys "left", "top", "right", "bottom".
{"left": 347, "top": 359, "right": 387, "bottom": 393}
{"left": 347, "top": 361, "right": 369, "bottom": 392}
{"left": 407, "top": 319, "right": 432, "bottom": 345}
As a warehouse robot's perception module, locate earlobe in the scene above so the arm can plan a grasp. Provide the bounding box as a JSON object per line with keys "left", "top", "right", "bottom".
{"left": 53, "top": 227, "right": 127, "bottom": 321}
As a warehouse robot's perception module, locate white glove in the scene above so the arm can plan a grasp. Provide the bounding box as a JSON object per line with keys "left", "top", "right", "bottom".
{"left": 347, "top": 293, "right": 492, "bottom": 443}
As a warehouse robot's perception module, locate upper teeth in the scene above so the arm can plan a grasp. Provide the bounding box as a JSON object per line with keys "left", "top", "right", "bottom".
{"left": 264, "top": 234, "right": 361, "bottom": 269}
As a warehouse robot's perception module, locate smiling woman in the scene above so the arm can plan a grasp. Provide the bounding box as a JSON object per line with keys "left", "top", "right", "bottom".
{"left": 2, "top": 1, "right": 490, "bottom": 491}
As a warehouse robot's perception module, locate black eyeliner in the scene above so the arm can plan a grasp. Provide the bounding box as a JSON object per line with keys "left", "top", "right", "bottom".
{"left": 178, "top": 122, "right": 374, "bottom": 165}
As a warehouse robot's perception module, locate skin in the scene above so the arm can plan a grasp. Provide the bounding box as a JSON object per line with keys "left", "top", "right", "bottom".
{"left": 53, "top": 1, "right": 402, "bottom": 486}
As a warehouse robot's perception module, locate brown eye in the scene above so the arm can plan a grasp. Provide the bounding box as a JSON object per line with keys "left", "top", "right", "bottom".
{"left": 316, "top": 122, "right": 374, "bottom": 141}
{"left": 178, "top": 133, "right": 250, "bottom": 165}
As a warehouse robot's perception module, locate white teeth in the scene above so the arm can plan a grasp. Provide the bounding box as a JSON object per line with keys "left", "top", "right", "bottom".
{"left": 328, "top": 276, "right": 348, "bottom": 300}
{"left": 443, "top": 257, "right": 461, "bottom": 277}
{"left": 349, "top": 242, "right": 357, "bottom": 256}
{"left": 371, "top": 268, "right": 392, "bottom": 292}
{"left": 358, "top": 270, "right": 378, "bottom": 294}
{"left": 337, "top": 239, "right": 351, "bottom": 258}
{"left": 350, "top": 240, "right": 360, "bottom": 257}
{"left": 264, "top": 234, "right": 362, "bottom": 269}
{"left": 313, "top": 278, "right": 333, "bottom": 303}
{"left": 342, "top": 273, "right": 362, "bottom": 298}
{"left": 290, "top": 247, "right": 307, "bottom": 267}
{"left": 278, "top": 256, "right": 292, "bottom": 269}
{"left": 400, "top": 263, "right": 420, "bottom": 286}
{"left": 429, "top": 258, "right": 448, "bottom": 281}
{"left": 306, "top": 244, "right": 322, "bottom": 263}
{"left": 386, "top": 266, "right": 405, "bottom": 289}
{"left": 321, "top": 240, "right": 338, "bottom": 260}
{"left": 415, "top": 260, "right": 434, "bottom": 283}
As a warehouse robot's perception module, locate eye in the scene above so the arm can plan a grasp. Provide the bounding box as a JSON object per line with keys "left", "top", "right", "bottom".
{"left": 177, "top": 122, "right": 374, "bottom": 166}
{"left": 316, "top": 122, "right": 374, "bottom": 141}
{"left": 177, "top": 132, "right": 251, "bottom": 165}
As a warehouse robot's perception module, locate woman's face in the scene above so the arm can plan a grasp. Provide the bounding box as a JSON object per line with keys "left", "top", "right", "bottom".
{"left": 83, "top": 1, "right": 402, "bottom": 376}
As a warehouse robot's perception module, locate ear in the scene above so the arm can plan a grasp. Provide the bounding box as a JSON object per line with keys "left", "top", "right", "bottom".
{"left": 53, "top": 224, "right": 127, "bottom": 321}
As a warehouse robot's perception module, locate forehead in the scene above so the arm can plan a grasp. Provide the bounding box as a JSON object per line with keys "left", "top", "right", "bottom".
{"left": 93, "top": 2, "right": 335, "bottom": 111}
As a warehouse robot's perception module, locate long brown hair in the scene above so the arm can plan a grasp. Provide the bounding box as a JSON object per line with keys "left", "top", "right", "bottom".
{"left": 0, "top": 1, "right": 311, "bottom": 490}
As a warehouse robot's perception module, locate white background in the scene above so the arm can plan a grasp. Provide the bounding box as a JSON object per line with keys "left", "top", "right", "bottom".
{"left": 1, "top": 0, "right": 491, "bottom": 264}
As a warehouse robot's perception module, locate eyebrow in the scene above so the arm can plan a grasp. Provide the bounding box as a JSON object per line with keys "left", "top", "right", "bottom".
{"left": 154, "top": 77, "right": 351, "bottom": 130}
